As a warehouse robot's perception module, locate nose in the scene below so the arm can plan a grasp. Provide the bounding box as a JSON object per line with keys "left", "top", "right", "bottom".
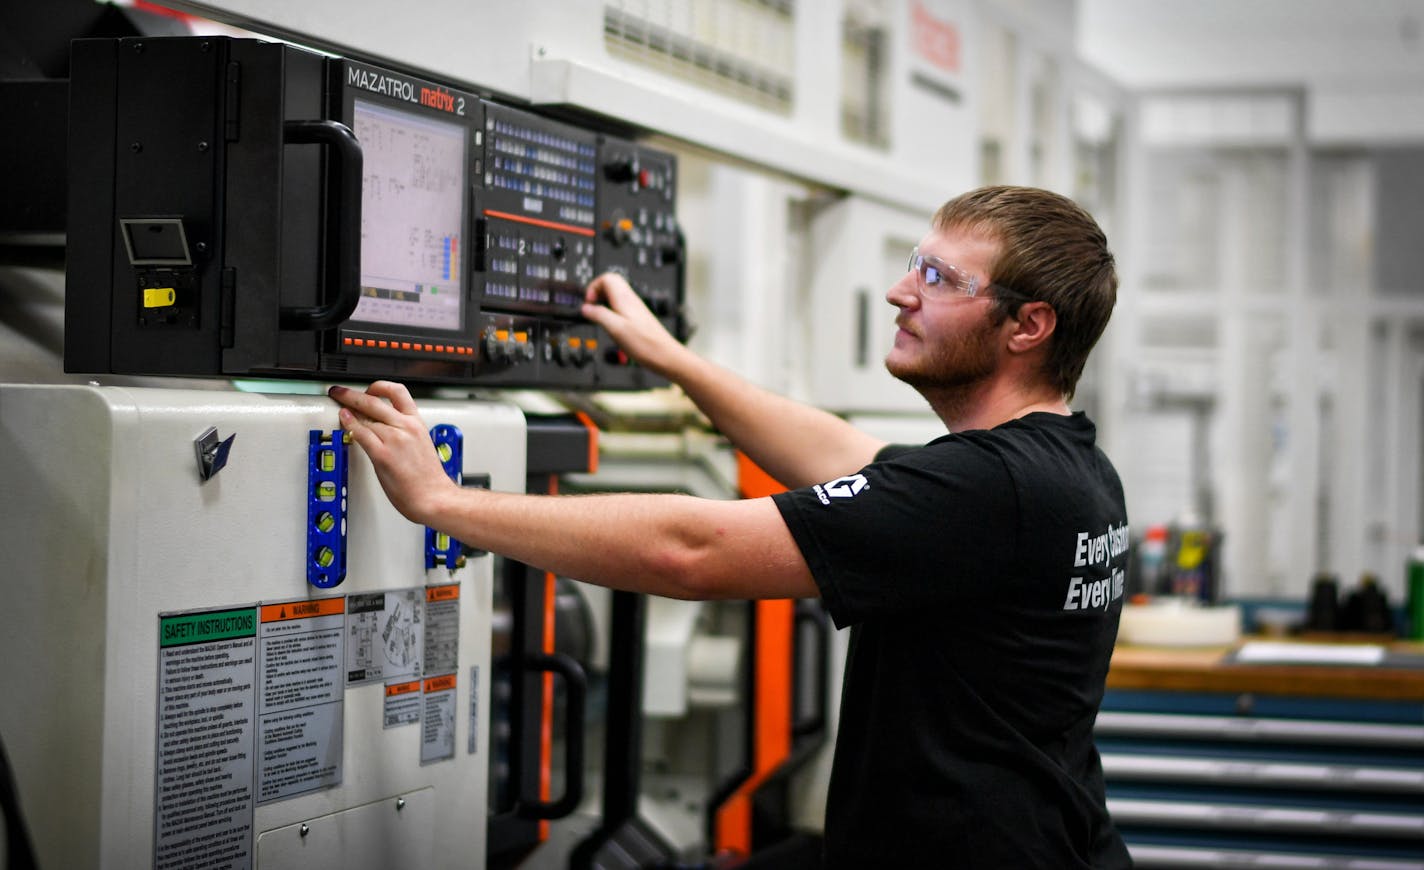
{"left": 886, "top": 268, "right": 920, "bottom": 310}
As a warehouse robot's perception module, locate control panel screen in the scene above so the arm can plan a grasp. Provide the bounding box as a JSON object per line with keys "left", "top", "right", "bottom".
{"left": 351, "top": 98, "right": 466, "bottom": 332}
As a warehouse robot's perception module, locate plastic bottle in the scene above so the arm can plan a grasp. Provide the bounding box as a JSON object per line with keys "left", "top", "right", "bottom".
{"left": 1136, "top": 525, "right": 1169, "bottom": 597}
{"left": 1408, "top": 547, "right": 1424, "bottom": 641}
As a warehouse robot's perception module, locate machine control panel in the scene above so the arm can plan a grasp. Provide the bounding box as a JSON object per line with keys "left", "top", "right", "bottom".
{"left": 64, "top": 36, "right": 686, "bottom": 391}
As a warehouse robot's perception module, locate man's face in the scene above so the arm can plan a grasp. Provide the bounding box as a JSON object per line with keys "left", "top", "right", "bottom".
{"left": 884, "top": 228, "right": 1008, "bottom": 391}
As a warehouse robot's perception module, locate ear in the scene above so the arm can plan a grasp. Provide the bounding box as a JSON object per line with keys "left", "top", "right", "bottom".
{"left": 1005, "top": 301, "right": 1056, "bottom": 354}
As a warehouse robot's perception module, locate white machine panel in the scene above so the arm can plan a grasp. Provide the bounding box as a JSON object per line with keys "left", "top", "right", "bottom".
{"left": 256, "top": 787, "right": 434, "bottom": 869}
{"left": 0, "top": 384, "right": 525, "bottom": 870}
{"left": 805, "top": 195, "right": 935, "bottom": 414}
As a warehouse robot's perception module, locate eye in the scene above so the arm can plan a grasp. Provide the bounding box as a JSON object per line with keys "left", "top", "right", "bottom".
{"left": 923, "top": 264, "right": 944, "bottom": 285}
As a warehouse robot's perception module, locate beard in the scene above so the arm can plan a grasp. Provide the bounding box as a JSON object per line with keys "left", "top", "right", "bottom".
{"left": 885, "top": 313, "right": 1000, "bottom": 407}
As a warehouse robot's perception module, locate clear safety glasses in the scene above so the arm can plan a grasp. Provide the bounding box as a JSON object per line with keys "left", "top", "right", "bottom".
{"left": 906, "top": 247, "right": 994, "bottom": 300}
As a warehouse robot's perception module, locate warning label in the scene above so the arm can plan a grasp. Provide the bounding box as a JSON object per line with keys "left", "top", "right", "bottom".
{"left": 423, "top": 583, "right": 460, "bottom": 675}
{"left": 257, "top": 597, "right": 344, "bottom": 803}
{"left": 384, "top": 679, "right": 422, "bottom": 729}
{"left": 421, "top": 673, "right": 457, "bottom": 765}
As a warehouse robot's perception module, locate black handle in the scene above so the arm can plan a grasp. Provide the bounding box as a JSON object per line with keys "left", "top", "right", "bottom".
{"left": 280, "top": 120, "right": 363, "bottom": 330}
{"left": 792, "top": 600, "right": 831, "bottom": 739}
{"left": 513, "top": 651, "right": 586, "bottom": 820}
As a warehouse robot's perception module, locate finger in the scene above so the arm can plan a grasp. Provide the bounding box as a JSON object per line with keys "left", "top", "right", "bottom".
{"left": 584, "top": 274, "right": 608, "bottom": 304}
{"left": 587, "top": 271, "right": 637, "bottom": 307}
{"left": 585, "top": 271, "right": 621, "bottom": 304}
{"left": 328, "top": 384, "right": 399, "bottom": 425}
{"left": 337, "top": 407, "right": 382, "bottom": 453}
{"left": 365, "top": 380, "right": 420, "bottom": 415}
{"left": 581, "top": 300, "right": 616, "bottom": 329}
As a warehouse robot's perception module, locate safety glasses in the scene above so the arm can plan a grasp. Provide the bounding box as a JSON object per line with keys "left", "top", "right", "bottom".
{"left": 906, "top": 247, "right": 993, "bottom": 300}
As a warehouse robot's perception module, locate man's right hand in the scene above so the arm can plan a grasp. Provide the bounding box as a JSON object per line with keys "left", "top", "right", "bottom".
{"left": 582, "top": 271, "right": 685, "bottom": 377}
{"left": 583, "top": 271, "right": 887, "bottom": 487}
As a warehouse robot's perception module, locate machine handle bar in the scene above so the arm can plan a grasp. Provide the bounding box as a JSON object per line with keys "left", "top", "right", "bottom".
{"left": 514, "top": 651, "right": 587, "bottom": 820}
{"left": 279, "top": 120, "right": 363, "bottom": 331}
{"left": 791, "top": 601, "right": 831, "bottom": 739}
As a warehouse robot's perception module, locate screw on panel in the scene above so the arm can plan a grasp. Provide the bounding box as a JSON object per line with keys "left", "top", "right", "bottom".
{"left": 198, "top": 141, "right": 209, "bottom": 152}
{"left": 300, "top": 823, "right": 310, "bottom": 837}
{"left": 396, "top": 797, "right": 406, "bottom": 811}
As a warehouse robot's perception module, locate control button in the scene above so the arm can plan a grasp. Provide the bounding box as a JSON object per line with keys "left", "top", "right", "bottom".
{"left": 604, "top": 154, "right": 636, "bottom": 183}
{"left": 142, "top": 287, "right": 176, "bottom": 308}
{"left": 484, "top": 330, "right": 512, "bottom": 364}
{"left": 514, "top": 331, "right": 535, "bottom": 361}
{"left": 604, "top": 215, "right": 633, "bottom": 247}
{"left": 647, "top": 294, "right": 672, "bottom": 317}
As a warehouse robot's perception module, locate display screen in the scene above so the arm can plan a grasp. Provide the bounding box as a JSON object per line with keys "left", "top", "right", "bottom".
{"left": 351, "top": 99, "right": 466, "bottom": 332}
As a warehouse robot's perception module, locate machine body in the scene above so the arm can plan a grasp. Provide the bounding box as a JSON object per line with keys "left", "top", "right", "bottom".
{"left": 0, "top": 384, "right": 526, "bottom": 869}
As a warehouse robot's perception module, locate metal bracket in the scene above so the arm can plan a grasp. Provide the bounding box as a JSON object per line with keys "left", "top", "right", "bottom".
{"left": 193, "top": 426, "right": 235, "bottom": 481}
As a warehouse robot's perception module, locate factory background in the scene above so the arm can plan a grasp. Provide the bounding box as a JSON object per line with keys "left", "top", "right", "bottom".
{"left": 1, "top": 1, "right": 1422, "bottom": 868}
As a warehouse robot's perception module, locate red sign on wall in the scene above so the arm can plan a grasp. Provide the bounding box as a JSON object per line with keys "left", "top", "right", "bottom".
{"left": 911, "top": 0, "right": 963, "bottom": 74}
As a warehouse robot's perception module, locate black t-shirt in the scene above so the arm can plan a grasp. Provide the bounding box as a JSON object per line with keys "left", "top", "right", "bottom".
{"left": 772, "top": 412, "right": 1133, "bottom": 869}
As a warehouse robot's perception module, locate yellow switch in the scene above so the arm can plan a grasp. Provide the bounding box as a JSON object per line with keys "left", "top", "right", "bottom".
{"left": 143, "top": 287, "right": 176, "bottom": 308}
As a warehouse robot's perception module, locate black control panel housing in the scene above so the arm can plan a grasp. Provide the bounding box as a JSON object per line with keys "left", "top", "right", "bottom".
{"left": 64, "top": 36, "right": 685, "bottom": 390}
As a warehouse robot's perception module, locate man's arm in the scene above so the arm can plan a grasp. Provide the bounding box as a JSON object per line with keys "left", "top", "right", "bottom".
{"left": 583, "top": 272, "right": 887, "bottom": 489}
{"left": 329, "top": 381, "right": 818, "bottom": 601}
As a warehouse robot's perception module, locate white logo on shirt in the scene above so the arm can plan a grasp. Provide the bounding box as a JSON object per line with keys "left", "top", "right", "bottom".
{"left": 812, "top": 474, "right": 869, "bottom": 505}
{"left": 1062, "top": 523, "right": 1129, "bottom": 611}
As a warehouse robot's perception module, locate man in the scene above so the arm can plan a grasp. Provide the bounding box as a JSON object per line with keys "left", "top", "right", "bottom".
{"left": 329, "top": 185, "right": 1132, "bottom": 868}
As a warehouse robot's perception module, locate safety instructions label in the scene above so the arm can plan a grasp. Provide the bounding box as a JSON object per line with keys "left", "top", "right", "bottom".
{"left": 421, "top": 673, "right": 458, "bottom": 764}
{"left": 346, "top": 588, "right": 424, "bottom": 685}
{"left": 257, "top": 598, "right": 345, "bottom": 803}
{"left": 423, "top": 583, "right": 460, "bottom": 675}
{"left": 155, "top": 607, "right": 258, "bottom": 870}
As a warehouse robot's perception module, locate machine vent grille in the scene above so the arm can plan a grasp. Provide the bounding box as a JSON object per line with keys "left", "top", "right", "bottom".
{"left": 604, "top": 0, "right": 795, "bottom": 114}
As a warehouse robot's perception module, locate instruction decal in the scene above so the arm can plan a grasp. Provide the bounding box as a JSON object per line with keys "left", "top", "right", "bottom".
{"left": 345, "top": 589, "right": 424, "bottom": 685}
{"left": 155, "top": 607, "right": 258, "bottom": 870}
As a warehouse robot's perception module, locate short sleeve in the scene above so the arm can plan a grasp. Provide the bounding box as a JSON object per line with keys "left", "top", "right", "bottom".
{"left": 771, "top": 439, "right": 1018, "bottom": 628}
